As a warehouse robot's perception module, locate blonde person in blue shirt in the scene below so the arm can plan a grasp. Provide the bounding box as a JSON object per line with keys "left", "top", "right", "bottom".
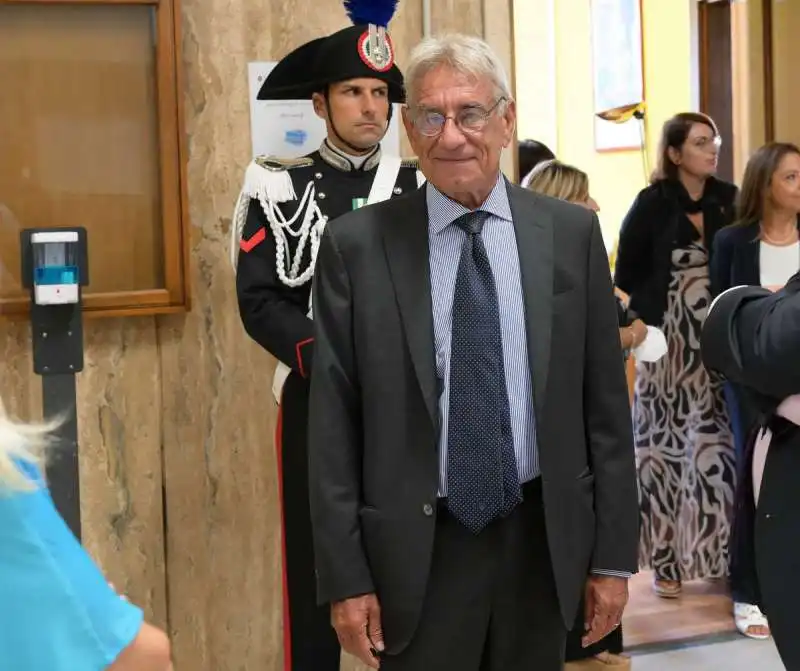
{"left": 0, "top": 402, "right": 173, "bottom": 670}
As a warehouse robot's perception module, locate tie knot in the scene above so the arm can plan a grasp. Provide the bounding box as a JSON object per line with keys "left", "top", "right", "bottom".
{"left": 454, "top": 210, "right": 490, "bottom": 236}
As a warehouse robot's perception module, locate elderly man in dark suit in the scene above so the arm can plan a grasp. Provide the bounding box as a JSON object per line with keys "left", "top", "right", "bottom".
{"left": 307, "top": 33, "right": 639, "bottom": 670}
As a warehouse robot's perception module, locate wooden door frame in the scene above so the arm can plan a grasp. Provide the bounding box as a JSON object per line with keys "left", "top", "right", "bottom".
{"left": 698, "top": 0, "right": 734, "bottom": 182}
{"left": 762, "top": 0, "right": 775, "bottom": 141}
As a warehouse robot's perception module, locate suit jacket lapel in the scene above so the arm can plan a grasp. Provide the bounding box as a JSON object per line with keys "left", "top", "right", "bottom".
{"left": 382, "top": 190, "right": 439, "bottom": 429}
{"left": 739, "top": 225, "right": 761, "bottom": 287}
{"left": 507, "top": 182, "right": 553, "bottom": 420}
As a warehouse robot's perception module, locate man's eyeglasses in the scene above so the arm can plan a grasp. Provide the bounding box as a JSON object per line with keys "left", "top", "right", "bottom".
{"left": 411, "top": 97, "right": 506, "bottom": 137}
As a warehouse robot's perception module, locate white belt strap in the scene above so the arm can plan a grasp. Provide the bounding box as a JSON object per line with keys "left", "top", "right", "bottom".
{"left": 368, "top": 155, "right": 402, "bottom": 205}
{"left": 272, "top": 361, "right": 291, "bottom": 403}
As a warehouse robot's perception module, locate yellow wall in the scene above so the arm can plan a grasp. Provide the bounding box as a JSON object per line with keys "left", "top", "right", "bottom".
{"left": 513, "top": 0, "right": 558, "bottom": 152}
{"left": 731, "top": 0, "right": 800, "bottom": 182}
{"left": 514, "top": 0, "right": 694, "bottom": 249}
{"left": 770, "top": 0, "right": 800, "bottom": 147}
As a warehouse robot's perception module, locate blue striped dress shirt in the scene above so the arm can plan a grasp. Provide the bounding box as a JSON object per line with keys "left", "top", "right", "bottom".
{"left": 427, "top": 175, "right": 538, "bottom": 497}
{"left": 426, "top": 175, "right": 629, "bottom": 579}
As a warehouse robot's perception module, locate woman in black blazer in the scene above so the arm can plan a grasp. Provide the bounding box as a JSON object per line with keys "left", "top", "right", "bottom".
{"left": 614, "top": 112, "right": 738, "bottom": 600}
{"left": 701, "top": 274, "right": 800, "bottom": 669}
{"left": 711, "top": 142, "right": 800, "bottom": 298}
{"left": 710, "top": 141, "right": 800, "bottom": 640}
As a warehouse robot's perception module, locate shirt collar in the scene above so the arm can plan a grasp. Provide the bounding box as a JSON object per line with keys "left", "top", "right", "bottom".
{"left": 426, "top": 172, "right": 512, "bottom": 235}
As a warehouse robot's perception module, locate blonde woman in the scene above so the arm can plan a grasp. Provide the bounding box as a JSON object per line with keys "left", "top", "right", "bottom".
{"left": 0, "top": 403, "right": 172, "bottom": 670}
{"left": 527, "top": 160, "right": 647, "bottom": 355}
{"left": 527, "top": 159, "right": 638, "bottom": 669}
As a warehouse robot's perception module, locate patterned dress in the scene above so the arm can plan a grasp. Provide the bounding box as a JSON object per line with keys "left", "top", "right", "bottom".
{"left": 634, "top": 241, "right": 736, "bottom": 581}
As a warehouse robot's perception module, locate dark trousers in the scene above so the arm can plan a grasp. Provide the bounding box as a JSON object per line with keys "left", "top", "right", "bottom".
{"left": 564, "top": 611, "right": 623, "bottom": 661}
{"left": 754, "top": 419, "right": 800, "bottom": 669}
{"left": 381, "top": 478, "right": 566, "bottom": 671}
{"left": 278, "top": 374, "right": 340, "bottom": 671}
{"left": 725, "top": 382, "right": 762, "bottom": 605}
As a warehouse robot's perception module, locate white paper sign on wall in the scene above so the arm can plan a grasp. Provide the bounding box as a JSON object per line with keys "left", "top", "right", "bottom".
{"left": 247, "top": 62, "right": 401, "bottom": 159}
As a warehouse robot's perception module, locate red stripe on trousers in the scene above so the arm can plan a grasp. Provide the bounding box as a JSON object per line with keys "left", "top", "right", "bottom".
{"left": 275, "top": 404, "right": 292, "bottom": 671}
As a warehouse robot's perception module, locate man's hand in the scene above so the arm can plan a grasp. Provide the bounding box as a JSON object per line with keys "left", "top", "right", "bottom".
{"left": 331, "top": 593, "right": 384, "bottom": 668}
{"left": 582, "top": 575, "right": 629, "bottom": 648}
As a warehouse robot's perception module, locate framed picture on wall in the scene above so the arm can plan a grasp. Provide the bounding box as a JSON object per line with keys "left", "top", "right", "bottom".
{"left": 590, "top": 0, "right": 645, "bottom": 152}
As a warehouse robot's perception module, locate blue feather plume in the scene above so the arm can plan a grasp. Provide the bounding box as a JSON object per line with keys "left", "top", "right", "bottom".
{"left": 343, "top": 0, "right": 399, "bottom": 28}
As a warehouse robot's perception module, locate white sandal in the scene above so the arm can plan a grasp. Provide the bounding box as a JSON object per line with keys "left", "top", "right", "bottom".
{"left": 733, "top": 602, "right": 771, "bottom": 640}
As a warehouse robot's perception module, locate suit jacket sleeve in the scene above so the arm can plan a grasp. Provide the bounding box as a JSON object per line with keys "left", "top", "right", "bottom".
{"left": 585, "top": 215, "right": 639, "bottom": 574}
{"left": 236, "top": 198, "right": 315, "bottom": 376}
{"left": 703, "top": 277, "right": 800, "bottom": 399}
{"left": 308, "top": 224, "right": 374, "bottom": 605}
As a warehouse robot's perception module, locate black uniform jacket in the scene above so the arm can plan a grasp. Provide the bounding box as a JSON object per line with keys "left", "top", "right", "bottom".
{"left": 235, "top": 144, "right": 421, "bottom": 378}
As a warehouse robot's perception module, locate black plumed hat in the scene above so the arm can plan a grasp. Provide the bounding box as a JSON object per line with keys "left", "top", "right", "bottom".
{"left": 257, "top": 1, "right": 404, "bottom": 103}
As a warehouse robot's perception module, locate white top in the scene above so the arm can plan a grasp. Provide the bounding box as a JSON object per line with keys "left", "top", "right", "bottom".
{"left": 760, "top": 241, "right": 800, "bottom": 287}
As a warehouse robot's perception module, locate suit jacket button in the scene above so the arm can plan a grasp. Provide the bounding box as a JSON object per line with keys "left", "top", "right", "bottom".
{"left": 423, "top": 503, "right": 434, "bottom": 516}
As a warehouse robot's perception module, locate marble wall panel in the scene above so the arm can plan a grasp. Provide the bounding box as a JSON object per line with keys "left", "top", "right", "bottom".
{"left": 0, "top": 1, "right": 514, "bottom": 669}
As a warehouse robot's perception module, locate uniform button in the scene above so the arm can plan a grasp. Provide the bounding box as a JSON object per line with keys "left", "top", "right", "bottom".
{"left": 393, "top": 186, "right": 403, "bottom": 195}
{"left": 422, "top": 503, "right": 434, "bottom": 516}
{"left": 323, "top": 215, "right": 329, "bottom": 222}
{"left": 315, "top": 172, "right": 323, "bottom": 179}
{"left": 318, "top": 192, "right": 326, "bottom": 199}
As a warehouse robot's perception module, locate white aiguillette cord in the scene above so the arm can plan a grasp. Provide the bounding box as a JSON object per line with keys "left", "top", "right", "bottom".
{"left": 272, "top": 154, "right": 405, "bottom": 404}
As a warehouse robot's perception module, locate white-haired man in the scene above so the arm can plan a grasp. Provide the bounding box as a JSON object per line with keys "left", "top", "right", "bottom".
{"left": 308, "top": 33, "right": 638, "bottom": 669}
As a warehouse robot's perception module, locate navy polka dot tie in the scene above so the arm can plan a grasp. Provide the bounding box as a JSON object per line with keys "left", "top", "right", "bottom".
{"left": 447, "top": 210, "right": 522, "bottom": 534}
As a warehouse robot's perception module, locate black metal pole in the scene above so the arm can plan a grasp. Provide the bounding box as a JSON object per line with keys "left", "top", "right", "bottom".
{"left": 21, "top": 227, "right": 88, "bottom": 542}
{"left": 42, "top": 373, "right": 81, "bottom": 540}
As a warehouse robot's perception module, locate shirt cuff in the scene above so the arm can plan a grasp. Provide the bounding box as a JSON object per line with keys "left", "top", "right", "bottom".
{"left": 591, "top": 569, "right": 632, "bottom": 579}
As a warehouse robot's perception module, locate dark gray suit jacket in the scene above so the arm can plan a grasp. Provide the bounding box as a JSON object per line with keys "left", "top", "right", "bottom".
{"left": 308, "top": 180, "right": 638, "bottom": 654}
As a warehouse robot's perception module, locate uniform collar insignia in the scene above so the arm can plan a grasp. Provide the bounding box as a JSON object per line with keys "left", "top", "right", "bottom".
{"left": 319, "top": 140, "right": 382, "bottom": 172}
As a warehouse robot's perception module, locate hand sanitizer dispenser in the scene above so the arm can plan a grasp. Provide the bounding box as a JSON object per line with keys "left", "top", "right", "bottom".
{"left": 30, "top": 231, "right": 81, "bottom": 305}
{"left": 19, "top": 227, "right": 89, "bottom": 539}
{"left": 20, "top": 226, "right": 89, "bottom": 375}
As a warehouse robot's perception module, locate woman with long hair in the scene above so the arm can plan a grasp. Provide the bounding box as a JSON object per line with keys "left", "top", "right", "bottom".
{"left": 713, "top": 142, "right": 800, "bottom": 296}
{"left": 710, "top": 141, "right": 800, "bottom": 639}
{"left": 614, "top": 112, "right": 738, "bottom": 599}
{"left": 0, "top": 402, "right": 173, "bottom": 670}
